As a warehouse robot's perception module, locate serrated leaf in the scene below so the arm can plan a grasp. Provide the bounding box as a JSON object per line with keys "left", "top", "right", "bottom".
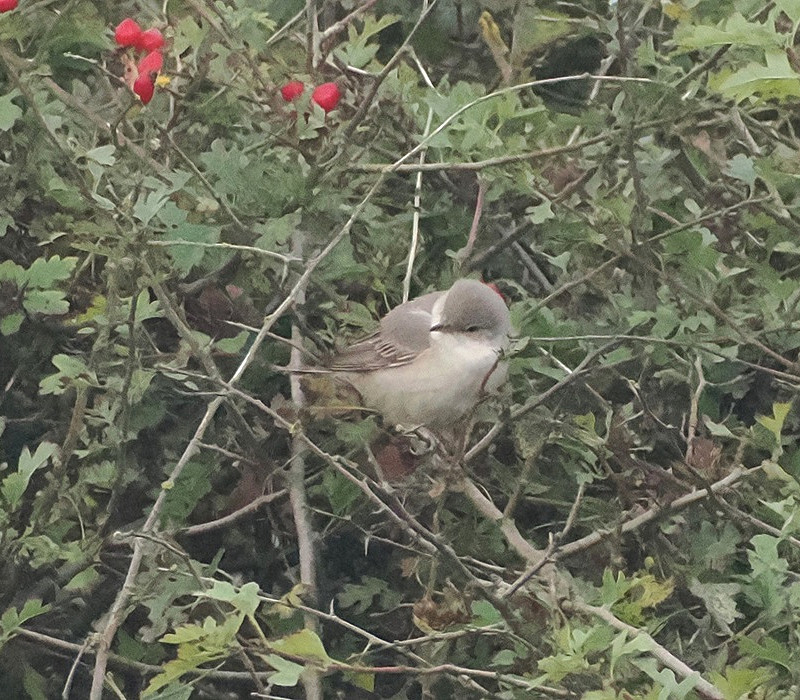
{"left": 688, "top": 579, "right": 742, "bottom": 626}
{"left": 201, "top": 581, "right": 261, "bottom": 617}
{"left": 1, "top": 442, "right": 57, "bottom": 509}
{"left": 84, "top": 145, "right": 116, "bottom": 166}
{"left": 738, "top": 635, "right": 792, "bottom": 671}
{"left": 26, "top": 256, "right": 77, "bottom": 287}
{"left": 715, "top": 50, "right": 800, "bottom": 102}
{"left": 675, "top": 13, "right": 779, "bottom": 49}
{"left": 22, "top": 289, "right": 70, "bottom": 315}
{"left": 161, "top": 222, "right": 222, "bottom": 275}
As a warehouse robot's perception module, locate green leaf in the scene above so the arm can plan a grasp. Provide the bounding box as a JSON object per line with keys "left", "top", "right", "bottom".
{"left": 22, "top": 289, "right": 70, "bottom": 315}
{"left": 1, "top": 313, "right": 24, "bottom": 335}
{"left": 714, "top": 50, "right": 800, "bottom": 102}
{"left": 674, "top": 13, "right": 780, "bottom": 49}
{"left": 84, "top": 145, "right": 116, "bottom": 166}
{"left": 214, "top": 331, "right": 249, "bottom": 354}
{"left": 0, "top": 599, "right": 50, "bottom": 643}
{"left": 336, "top": 14, "right": 400, "bottom": 68}
{"left": 688, "top": 579, "right": 742, "bottom": 626}
{"left": 725, "top": 153, "right": 757, "bottom": 186}
{"left": 0, "top": 91, "right": 22, "bottom": 131}
{"left": 201, "top": 580, "right": 261, "bottom": 617}
{"left": 337, "top": 577, "right": 390, "bottom": 615}
{"left": 160, "top": 458, "right": 214, "bottom": 526}
{"left": 0, "top": 212, "right": 12, "bottom": 237}
{"left": 321, "top": 470, "right": 363, "bottom": 516}
{"left": 756, "top": 402, "right": 791, "bottom": 441}
{"left": 271, "top": 629, "right": 334, "bottom": 668}
{"left": 39, "top": 354, "right": 98, "bottom": 395}
{"left": 25, "top": 256, "right": 77, "bottom": 287}
{"left": 527, "top": 201, "right": 555, "bottom": 225}
{"left": 161, "top": 222, "right": 222, "bottom": 275}
{"left": 1, "top": 442, "right": 57, "bottom": 510}
{"left": 471, "top": 599, "right": 502, "bottom": 626}
{"left": 0, "top": 260, "right": 23, "bottom": 283}
{"left": 492, "top": 648, "right": 518, "bottom": 666}
{"left": 777, "top": 0, "right": 800, "bottom": 22}
{"left": 709, "top": 666, "right": 775, "bottom": 699}
{"left": 738, "top": 635, "right": 793, "bottom": 672}
{"left": 609, "top": 630, "right": 653, "bottom": 676}
{"left": 633, "top": 658, "right": 700, "bottom": 699}
{"left": 265, "top": 653, "right": 304, "bottom": 686}
{"left": 65, "top": 566, "right": 100, "bottom": 592}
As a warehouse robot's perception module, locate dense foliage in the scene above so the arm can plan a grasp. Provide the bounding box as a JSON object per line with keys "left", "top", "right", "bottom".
{"left": 2, "top": 0, "right": 800, "bottom": 698}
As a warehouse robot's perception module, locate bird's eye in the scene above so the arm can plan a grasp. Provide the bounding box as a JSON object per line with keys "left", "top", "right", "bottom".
{"left": 465, "top": 325, "right": 479, "bottom": 332}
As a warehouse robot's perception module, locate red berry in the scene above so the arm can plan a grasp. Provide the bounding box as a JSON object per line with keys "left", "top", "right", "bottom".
{"left": 311, "top": 82, "right": 341, "bottom": 113}
{"left": 133, "top": 74, "right": 155, "bottom": 104}
{"left": 135, "top": 28, "right": 165, "bottom": 52}
{"left": 280, "top": 80, "right": 305, "bottom": 102}
{"left": 138, "top": 50, "right": 163, "bottom": 77}
{"left": 0, "top": 0, "right": 18, "bottom": 12}
{"left": 114, "top": 18, "right": 142, "bottom": 46}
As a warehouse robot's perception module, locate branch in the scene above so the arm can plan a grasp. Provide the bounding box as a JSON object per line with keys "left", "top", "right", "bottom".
{"left": 556, "top": 467, "right": 755, "bottom": 559}
{"left": 180, "top": 491, "right": 288, "bottom": 536}
{"left": 566, "top": 600, "right": 724, "bottom": 700}
{"left": 351, "top": 133, "right": 610, "bottom": 173}
{"left": 87, "top": 172, "right": 389, "bottom": 697}
{"left": 320, "top": 0, "right": 379, "bottom": 43}
{"left": 288, "top": 229, "right": 322, "bottom": 698}
{"left": 454, "top": 178, "right": 487, "bottom": 269}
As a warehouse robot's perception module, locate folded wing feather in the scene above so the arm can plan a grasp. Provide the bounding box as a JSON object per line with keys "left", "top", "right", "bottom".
{"left": 327, "top": 290, "right": 443, "bottom": 372}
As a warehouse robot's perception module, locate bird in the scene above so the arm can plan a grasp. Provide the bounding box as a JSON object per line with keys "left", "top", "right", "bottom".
{"left": 326, "top": 279, "right": 512, "bottom": 428}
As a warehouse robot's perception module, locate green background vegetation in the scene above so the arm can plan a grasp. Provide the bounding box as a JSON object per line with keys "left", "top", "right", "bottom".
{"left": 2, "top": 0, "right": 800, "bottom": 698}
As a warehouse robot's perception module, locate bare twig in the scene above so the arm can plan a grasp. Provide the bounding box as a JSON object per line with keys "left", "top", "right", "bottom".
{"left": 287, "top": 229, "right": 322, "bottom": 699}
{"left": 352, "top": 132, "right": 611, "bottom": 173}
{"left": 305, "top": 0, "right": 321, "bottom": 70}
{"left": 567, "top": 599, "right": 724, "bottom": 700}
{"left": 504, "top": 482, "right": 586, "bottom": 598}
{"left": 403, "top": 105, "right": 434, "bottom": 302}
{"left": 456, "top": 476, "right": 547, "bottom": 568}
{"left": 465, "top": 344, "right": 613, "bottom": 463}
{"left": 454, "top": 178, "right": 487, "bottom": 269}
{"left": 557, "top": 467, "right": 755, "bottom": 559}
{"left": 333, "top": 0, "right": 439, "bottom": 158}
{"left": 181, "top": 491, "right": 288, "bottom": 536}
{"left": 320, "top": 0, "right": 379, "bottom": 42}
{"left": 88, "top": 172, "right": 389, "bottom": 697}
{"left": 685, "top": 356, "right": 706, "bottom": 464}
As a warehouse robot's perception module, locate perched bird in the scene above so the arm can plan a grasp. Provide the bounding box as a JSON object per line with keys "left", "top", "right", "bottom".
{"left": 327, "top": 279, "right": 512, "bottom": 428}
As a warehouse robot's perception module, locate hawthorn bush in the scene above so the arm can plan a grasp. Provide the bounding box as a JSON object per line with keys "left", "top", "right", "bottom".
{"left": 2, "top": 0, "right": 800, "bottom": 698}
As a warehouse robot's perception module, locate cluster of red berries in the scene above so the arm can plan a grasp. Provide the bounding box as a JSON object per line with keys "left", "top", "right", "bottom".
{"left": 280, "top": 80, "right": 341, "bottom": 114}
{"left": 114, "top": 18, "right": 165, "bottom": 105}
{"left": 0, "top": 0, "right": 18, "bottom": 12}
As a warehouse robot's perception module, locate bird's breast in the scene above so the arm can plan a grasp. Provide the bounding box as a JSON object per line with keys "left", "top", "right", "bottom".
{"left": 347, "top": 332, "right": 505, "bottom": 427}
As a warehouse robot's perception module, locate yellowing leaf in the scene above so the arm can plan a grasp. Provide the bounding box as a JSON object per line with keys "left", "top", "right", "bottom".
{"left": 661, "top": 1, "right": 690, "bottom": 21}
{"left": 271, "top": 629, "right": 334, "bottom": 668}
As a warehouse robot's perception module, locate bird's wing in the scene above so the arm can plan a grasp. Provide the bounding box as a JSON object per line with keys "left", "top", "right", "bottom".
{"left": 327, "top": 291, "right": 443, "bottom": 372}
